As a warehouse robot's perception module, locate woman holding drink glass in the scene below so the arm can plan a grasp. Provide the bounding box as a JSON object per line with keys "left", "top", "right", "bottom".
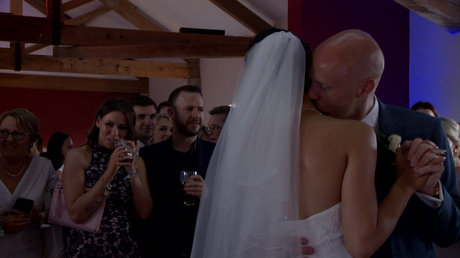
{"left": 63, "top": 97, "right": 153, "bottom": 257}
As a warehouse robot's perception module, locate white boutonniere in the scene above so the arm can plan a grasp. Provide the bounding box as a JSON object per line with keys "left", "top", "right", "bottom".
{"left": 376, "top": 131, "right": 401, "bottom": 175}
{"left": 388, "top": 134, "right": 401, "bottom": 153}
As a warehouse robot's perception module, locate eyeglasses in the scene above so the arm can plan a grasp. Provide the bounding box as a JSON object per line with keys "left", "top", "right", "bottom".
{"left": 0, "top": 129, "right": 31, "bottom": 140}
{"left": 207, "top": 125, "right": 223, "bottom": 132}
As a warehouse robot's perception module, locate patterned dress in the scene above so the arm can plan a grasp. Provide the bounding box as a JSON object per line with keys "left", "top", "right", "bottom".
{"left": 65, "top": 145, "right": 140, "bottom": 258}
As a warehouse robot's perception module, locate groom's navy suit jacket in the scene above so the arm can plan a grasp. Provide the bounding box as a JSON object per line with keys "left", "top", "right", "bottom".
{"left": 372, "top": 99, "right": 460, "bottom": 257}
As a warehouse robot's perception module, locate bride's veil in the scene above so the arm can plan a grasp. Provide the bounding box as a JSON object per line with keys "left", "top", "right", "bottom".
{"left": 192, "top": 31, "right": 306, "bottom": 257}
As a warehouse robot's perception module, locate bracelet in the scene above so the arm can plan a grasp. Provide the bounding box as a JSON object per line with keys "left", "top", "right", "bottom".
{"left": 100, "top": 176, "right": 112, "bottom": 197}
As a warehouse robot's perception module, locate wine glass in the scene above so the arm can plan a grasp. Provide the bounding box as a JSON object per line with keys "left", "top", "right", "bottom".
{"left": 180, "top": 171, "right": 198, "bottom": 206}
{"left": 115, "top": 139, "right": 138, "bottom": 180}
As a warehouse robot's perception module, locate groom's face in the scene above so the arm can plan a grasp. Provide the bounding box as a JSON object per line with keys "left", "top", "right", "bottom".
{"left": 308, "top": 49, "right": 362, "bottom": 120}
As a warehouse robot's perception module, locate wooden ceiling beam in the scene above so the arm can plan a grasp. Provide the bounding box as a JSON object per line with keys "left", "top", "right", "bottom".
{"left": 0, "top": 73, "right": 148, "bottom": 93}
{"left": 0, "top": 15, "right": 251, "bottom": 47}
{"left": 53, "top": 41, "right": 249, "bottom": 58}
{"left": 0, "top": 49, "right": 200, "bottom": 78}
{"left": 395, "top": 0, "right": 460, "bottom": 33}
{"left": 99, "top": 0, "right": 163, "bottom": 31}
{"left": 0, "top": 14, "right": 53, "bottom": 44}
{"left": 59, "top": 25, "right": 252, "bottom": 46}
{"left": 25, "top": 5, "right": 112, "bottom": 54}
{"left": 62, "top": 0, "right": 95, "bottom": 12}
{"left": 210, "top": 0, "right": 272, "bottom": 34}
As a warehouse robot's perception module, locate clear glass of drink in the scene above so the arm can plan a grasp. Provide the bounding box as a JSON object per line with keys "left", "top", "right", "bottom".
{"left": 115, "top": 139, "right": 138, "bottom": 180}
{"left": 180, "top": 171, "right": 198, "bottom": 206}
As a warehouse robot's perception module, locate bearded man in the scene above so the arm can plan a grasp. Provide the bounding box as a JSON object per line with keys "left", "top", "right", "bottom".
{"left": 137, "top": 85, "right": 215, "bottom": 258}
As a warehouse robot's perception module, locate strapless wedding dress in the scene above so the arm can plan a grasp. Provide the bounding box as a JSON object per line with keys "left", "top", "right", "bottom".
{"left": 286, "top": 203, "right": 351, "bottom": 257}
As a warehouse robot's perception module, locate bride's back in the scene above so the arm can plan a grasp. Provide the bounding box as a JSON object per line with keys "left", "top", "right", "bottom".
{"left": 299, "top": 109, "right": 377, "bottom": 219}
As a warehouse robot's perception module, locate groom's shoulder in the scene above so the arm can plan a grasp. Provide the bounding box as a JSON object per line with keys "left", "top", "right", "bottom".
{"left": 380, "top": 102, "right": 439, "bottom": 125}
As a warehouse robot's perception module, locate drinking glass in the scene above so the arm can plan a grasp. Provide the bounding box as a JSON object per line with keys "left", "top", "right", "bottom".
{"left": 180, "top": 171, "right": 198, "bottom": 206}
{"left": 115, "top": 139, "right": 138, "bottom": 180}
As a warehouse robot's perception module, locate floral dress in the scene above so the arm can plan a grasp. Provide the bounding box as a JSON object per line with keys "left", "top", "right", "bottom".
{"left": 65, "top": 145, "right": 140, "bottom": 257}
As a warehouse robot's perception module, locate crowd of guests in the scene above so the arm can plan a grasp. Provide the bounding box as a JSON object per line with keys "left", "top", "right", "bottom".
{"left": 0, "top": 27, "right": 459, "bottom": 258}
{"left": 0, "top": 89, "right": 231, "bottom": 257}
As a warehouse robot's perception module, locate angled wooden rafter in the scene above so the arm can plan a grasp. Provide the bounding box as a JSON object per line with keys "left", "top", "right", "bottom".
{"left": 62, "top": 0, "right": 95, "bottom": 12}
{"left": 99, "top": 0, "right": 163, "bottom": 31}
{"left": 210, "top": 0, "right": 272, "bottom": 34}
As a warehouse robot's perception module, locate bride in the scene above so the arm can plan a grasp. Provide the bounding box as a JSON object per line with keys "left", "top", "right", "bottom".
{"left": 191, "top": 29, "right": 443, "bottom": 257}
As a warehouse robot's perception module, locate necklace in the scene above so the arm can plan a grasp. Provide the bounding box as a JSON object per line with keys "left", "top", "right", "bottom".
{"left": 0, "top": 157, "right": 27, "bottom": 179}
{"left": 302, "top": 107, "right": 322, "bottom": 115}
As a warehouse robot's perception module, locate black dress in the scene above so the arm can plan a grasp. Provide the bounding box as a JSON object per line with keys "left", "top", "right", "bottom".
{"left": 65, "top": 145, "right": 140, "bottom": 257}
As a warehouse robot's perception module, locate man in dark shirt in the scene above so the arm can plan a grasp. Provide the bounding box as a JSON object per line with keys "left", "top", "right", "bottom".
{"left": 138, "top": 85, "right": 215, "bottom": 258}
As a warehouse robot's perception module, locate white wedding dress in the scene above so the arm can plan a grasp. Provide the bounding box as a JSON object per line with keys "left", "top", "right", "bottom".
{"left": 283, "top": 203, "right": 351, "bottom": 257}
{"left": 191, "top": 31, "right": 350, "bottom": 258}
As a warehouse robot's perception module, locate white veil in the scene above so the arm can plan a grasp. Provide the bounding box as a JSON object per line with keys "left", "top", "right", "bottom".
{"left": 192, "top": 31, "right": 305, "bottom": 258}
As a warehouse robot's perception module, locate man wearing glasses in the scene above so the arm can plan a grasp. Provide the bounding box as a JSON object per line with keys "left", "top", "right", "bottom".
{"left": 207, "top": 105, "right": 230, "bottom": 143}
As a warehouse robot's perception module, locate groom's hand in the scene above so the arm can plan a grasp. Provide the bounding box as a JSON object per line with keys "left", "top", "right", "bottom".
{"left": 402, "top": 138, "right": 445, "bottom": 196}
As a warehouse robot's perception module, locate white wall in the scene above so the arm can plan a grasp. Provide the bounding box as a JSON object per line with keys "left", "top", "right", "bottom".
{"left": 410, "top": 13, "right": 460, "bottom": 121}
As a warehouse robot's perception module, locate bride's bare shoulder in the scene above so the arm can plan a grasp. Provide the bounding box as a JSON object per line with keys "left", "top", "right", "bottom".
{"left": 303, "top": 115, "right": 375, "bottom": 143}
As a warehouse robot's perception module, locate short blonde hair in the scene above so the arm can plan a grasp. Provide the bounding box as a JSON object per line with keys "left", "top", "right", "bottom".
{"left": 0, "top": 108, "right": 39, "bottom": 144}
{"left": 440, "top": 117, "right": 460, "bottom": 146}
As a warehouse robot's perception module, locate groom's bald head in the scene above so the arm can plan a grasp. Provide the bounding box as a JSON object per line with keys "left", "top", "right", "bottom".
{"left": 308, "top": 29, "right": 385, "bottom": 120}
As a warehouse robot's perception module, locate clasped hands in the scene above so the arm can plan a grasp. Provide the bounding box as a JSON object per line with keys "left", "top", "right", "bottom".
{"left": 396, "top": 138, "right": 446, "bottom": 196}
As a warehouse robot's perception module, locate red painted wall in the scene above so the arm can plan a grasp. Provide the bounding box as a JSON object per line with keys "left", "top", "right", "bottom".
{"left": 289, "top": 0, "right": 410, "bottom": 108}
{"left": 0, "top": 86, "right": 138, "bottom": 148}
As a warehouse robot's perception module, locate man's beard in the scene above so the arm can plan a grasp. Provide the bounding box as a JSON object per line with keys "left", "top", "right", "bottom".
{"left": 175, "top": 118, "right": 201, "bottom": 137}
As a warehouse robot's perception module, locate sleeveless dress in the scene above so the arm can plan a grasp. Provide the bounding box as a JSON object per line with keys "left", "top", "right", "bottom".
{"left": 287, "top": 203, "right": 351, "bottom": 258}
{"left": 65, "top": 145, "right": 140, "bottom": 257}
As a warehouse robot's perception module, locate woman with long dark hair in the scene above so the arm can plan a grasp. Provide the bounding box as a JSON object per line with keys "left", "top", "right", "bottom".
{"left": 46, "top": 132, "right": 73, "bottom": 180}
{"left": 62, "top": 97, "right": 153, "bottom": 257}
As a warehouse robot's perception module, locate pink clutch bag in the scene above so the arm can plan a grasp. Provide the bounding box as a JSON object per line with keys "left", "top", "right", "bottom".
{"left": 48, "top": 181, "right": 106, "bottom": 233}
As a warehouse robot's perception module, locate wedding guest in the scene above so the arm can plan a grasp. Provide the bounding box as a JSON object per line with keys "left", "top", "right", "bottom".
{"left": 63, "top": 97, "right": 153, "bottom": 257}
{"left": 46, "top": 132, "right": 73, "bottom": 180}
{"left": 129, "top": 96, "right": 157, "bottom": 147}
{"left": 308, "top": 29, "right": 460, "bottom": 257}
{"left": 0, "top": 108, "right": 62, "bottom": 257}
{"left": 435, "top": 117, "right": 460, "bottom": 257}
{"left": 410, "top": 101, "right": 439, "bottom": 117}
{"left": 197, "top": 125, "right": 210, "bottom": 142}
{"left": 207, "top": 105, "right": 230, "bottom": 143}
{"left": 139, "top": 85, "right": 215, "bottom": 258}
{"left": 156, "top": 101, "right": 171, "bottom": 115}
{"left": 30, "top": 134, "right": 44, "bottom": 156}
{"left": 152, "top": 113, "right": 173, "bottom": 144}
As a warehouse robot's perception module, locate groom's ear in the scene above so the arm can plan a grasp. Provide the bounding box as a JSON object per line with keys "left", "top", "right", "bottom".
{"left": 356, "top": 78, "right": 375, "bottom": 97}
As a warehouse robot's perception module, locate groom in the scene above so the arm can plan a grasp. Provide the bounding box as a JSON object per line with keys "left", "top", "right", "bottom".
{"left": 308, "top": 29, "right": 460, "bottom": 257}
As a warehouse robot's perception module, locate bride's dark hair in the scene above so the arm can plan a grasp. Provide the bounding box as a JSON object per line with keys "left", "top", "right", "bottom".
{"left": 248, "top": 28, "right": 313, "bottom": 94}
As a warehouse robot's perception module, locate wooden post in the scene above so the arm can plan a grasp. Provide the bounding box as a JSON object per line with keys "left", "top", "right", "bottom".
{"left": 46, "top": 0, "right": 62, "bottom": 46}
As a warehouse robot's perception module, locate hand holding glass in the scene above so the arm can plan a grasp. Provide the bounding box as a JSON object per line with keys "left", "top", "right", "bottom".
{"left": 115, "top": 139, "right": 138, "bottom": 180}
{"left": 180, "top": 171, "right": 198, "bottom": 206}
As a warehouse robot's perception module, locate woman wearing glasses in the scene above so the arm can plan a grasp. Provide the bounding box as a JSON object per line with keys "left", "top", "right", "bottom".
{"left": 0, "top": 108, "right": 62, "bottom": 257}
